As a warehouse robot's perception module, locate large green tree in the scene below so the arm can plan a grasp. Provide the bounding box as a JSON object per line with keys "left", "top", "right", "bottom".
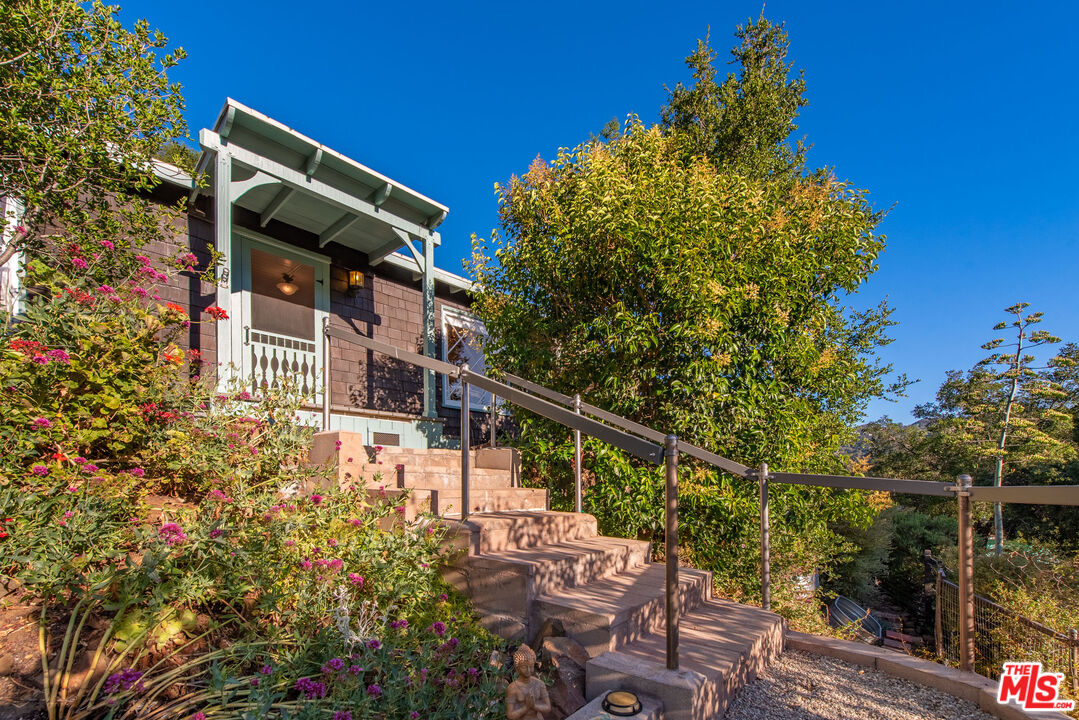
{"left": 0, "top": 0, "right": 188, "bottom": 267}
{"left": 469, "top": 18, "right": 904, "bottom": 608}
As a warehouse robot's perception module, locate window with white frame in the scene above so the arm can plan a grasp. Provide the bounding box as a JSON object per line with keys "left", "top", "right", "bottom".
{"left": 0, "top": 197, "right": 24, "bottom": 315}
{"left": 442, "top": 307, "right": 491, "bottom": 411}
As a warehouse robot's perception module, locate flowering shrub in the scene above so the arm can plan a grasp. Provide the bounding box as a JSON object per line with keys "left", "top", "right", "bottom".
{"left": 1, "top": 243, "right": 506, "bottom": 718}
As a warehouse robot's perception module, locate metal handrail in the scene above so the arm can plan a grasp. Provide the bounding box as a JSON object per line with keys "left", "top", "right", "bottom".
{"left": 323, "top": 323, "right": 1079, "bottom": 675}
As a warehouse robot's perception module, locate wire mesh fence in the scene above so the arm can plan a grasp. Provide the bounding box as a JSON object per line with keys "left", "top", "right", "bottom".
{"left": 929, "top": 555, "right": 1078, "bottom": 691}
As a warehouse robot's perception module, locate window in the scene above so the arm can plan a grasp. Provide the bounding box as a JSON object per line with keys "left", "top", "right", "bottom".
{"left": 0, "top": 197, "right": 24, "bottom": 316}
{"left": 442, "top": 307, "right": 491, "bottom": 411}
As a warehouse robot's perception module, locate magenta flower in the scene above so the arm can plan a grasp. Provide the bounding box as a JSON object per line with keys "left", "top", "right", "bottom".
{"left": 32, "top": 417, "right": 51, "bottom": 428}
{"left": 411, "top": 712, "right": 420, "bottom": 719}
{"left": 96, "top": 285, "right": 114, "bottom": 294}
{"left": 158, "top": 523, "right": 187, "bottom": 546}
{"left": 347, "top": 573, "right": 364, "bottom": 587}
{"left": 31, "top": 465, "right": 48, "bottom": 476}
{"left": 294, "top": 677, "right": 327, "bottom": 699}
{"left": 209, "top": 529, "right": 223, "bottom": 538}
{"left": 349, "top": 664, "right": 363, "bottom": 675}
{"left": 127, "top": 467, "right": 145, "bottom": 477}
{"left": 366, "top": 639, "right": 381, "bottom": 650}
{"left": 71, "top": 257, "right": 89, "bottom": 270}
{"left": 100, "top": 240, "right": 115, "bottom": 250}
{"left": 300, "top": 559, "right": 313, "bottom": 570}
{"left": 430, "top": 621, "right": 446, "bottom": 637}
{"left": 46, "top": 349, "right": 70, "bottom": 364}
{"left": 31, "top": 354, "right": 48, "bottom": 365}
{"left": 83, "top": 464, "right": 99, "bottom": 473}
{"left": 191, "top": 713, "right": 206, "bottom": 720}
{"left": 310, "top": 494, "right": 323, "bottom": 505}
{"left": 366, "top": 683, "right": 382, "bottom": 697}
{"left": 136, "top": 255, "right": 150, "bottom": 265}
{"left": 333, "top": 712, "right": 353, "bottom": 720}
{"left": 260, "top": 664, "right": 273, "bottom": 675}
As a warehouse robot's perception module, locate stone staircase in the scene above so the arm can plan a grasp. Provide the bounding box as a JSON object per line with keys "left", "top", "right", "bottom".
{"left": 308, "top": 431, "right": 547, "bottom": 517}
{"left": 306, "top": 435, "right": 784, "bottom": 719}
{"left": 445, "top": 511, "right": 785, "bottom": 720}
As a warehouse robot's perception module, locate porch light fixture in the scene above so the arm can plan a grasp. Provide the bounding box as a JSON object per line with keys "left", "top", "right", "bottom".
{"left": 348, "top": 270, "right": 364, "bottom": 296}
{"left": 276, "top": 273, "right": 299, "bottom": 296}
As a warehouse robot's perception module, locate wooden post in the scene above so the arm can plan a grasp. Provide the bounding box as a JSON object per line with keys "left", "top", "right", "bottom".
{"left": 1070, "top": 628, "right": 1077, "bottom": 692}
{"left": 935, "top": 566, "right": 945, "bottom": 659}
{"left": 759, "top": 462, "right": 770, "bottom": 611}
{"left": 957, "top": 474, "right": 975, "bottom": 673}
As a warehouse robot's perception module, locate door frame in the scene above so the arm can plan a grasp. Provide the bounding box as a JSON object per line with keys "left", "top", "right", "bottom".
{"left": 230, "top": 227, "right": 331, "bottom": 401}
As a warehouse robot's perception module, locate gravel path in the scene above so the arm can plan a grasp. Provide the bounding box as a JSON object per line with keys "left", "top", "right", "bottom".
{"left": 725, "top": 650, "right": 995, "bottom": 720}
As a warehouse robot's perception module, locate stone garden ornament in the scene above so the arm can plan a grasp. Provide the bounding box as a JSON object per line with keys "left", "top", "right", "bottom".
{"left": 506, "top": 644, "right": 551, "bottom": 720}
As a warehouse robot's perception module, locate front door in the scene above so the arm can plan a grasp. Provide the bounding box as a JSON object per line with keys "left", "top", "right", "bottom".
{"left": 234, "top": 231, "right": 329, "bottom": 404}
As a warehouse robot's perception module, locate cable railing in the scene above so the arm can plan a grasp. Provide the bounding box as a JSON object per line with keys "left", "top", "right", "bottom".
{"left": 322, "top": 320, "right": 1079, "bottom": 677}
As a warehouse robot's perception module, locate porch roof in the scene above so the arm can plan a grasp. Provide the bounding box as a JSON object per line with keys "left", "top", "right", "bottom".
{"left": 193, "top": 99, "right": 447, "bottom": 262}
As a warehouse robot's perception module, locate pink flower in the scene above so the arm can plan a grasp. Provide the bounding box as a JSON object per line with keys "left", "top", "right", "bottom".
{"left": 310, "top": 494, "right": 323, "bottom": 505}
{"left": 100, "top": 240, "right": 115, "bottom": 250}
{"left": 136, "top": 255, "right": 150, "bottom": 265}
{"left": 96, "top": 285, "right": 114, "bottom": 294}
{"left": 31, "top": 355, "right": 48, "bottom": 365}
{"left": 209, "top": 529, "right": 223, "bottom": 538}
{"left": 133, "top": 286, "right": 148, "bottom": 297}
{"left": 333, "top": 712, "right": 353, "bottom": 720}
{"left": 31, "top": 465, "right": 48, "bottom": 476}
{"left": 46, "top": 349, "right": 70, "bottom": 364}
{"left": 191, "top": 714, "right": 206, "bottom": 720}
{"left": 158, "top": 523, "right": 187, "bottom": 546}
{"left": 32, "top": 417, "right": 51, "bottom": 428}
{"left": 71, "top": 257, "right": 89, "bottom": 270}
{"left": 127, "top": 467, "right": 145, "bottom": 477}
{"left": 347, "top": 573, "right": 364, "bottom": 587}
{"left": 63, "top": 511, "right": 74, "bottom": 519}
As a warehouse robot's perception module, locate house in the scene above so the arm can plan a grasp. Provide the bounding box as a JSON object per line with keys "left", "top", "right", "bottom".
{"left": 12, "top": 99, "right": 492, "bottom": 449}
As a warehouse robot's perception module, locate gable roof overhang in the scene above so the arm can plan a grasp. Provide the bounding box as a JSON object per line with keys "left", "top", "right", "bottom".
{"left": 192, "top": 99, "right": 447, "bottom": 262}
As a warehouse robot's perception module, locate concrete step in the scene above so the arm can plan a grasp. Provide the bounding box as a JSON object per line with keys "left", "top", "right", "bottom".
{"left": 460, "top": 511, "right": 600, "bottom": 554}
{"left": 445, "top": 536, "right": 651, "bottom": 640}
{"left": 431, "top": 487, "right": 547, "bottom": 517}
{"left": 535, "top": 564, "right": 713, "bottom": 658}
{"left": 406, "top": 469, "right": 514, "bottom": 491}
{"left": 585, "top": 598, "right": 786, "bottom": 720}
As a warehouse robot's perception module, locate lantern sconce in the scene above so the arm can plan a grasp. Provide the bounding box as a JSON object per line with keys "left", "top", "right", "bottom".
{"left": 348, "top": 270, "right": 364, "bottom": 296}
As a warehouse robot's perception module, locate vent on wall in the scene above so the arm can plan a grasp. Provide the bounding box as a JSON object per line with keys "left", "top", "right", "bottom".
{"left": 372, "top": 432, "right": 401, "bottom": 447}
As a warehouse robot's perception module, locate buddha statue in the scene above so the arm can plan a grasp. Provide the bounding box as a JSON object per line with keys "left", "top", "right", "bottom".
{"left": 505, "top": 643, "right": 551, "bottom": 720}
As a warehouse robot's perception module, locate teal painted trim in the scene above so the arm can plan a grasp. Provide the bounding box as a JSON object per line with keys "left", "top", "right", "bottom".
{"left": 214, "top": 150, "right": 234, "bottom": 386}
{"left": 422, "top": 234, "right": 437, "bottom": 419}
{"left": 294, "top": 411, "right": 445, "bottom": 449}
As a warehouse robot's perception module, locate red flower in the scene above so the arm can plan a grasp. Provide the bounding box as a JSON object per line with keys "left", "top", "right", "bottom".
{"left": 204, "top": 306, "right": 228, "bottom": 321}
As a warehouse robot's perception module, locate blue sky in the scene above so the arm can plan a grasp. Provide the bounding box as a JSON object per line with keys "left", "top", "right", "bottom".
{"left": 122, "top": 1, "right": 1079, "bottom": 423}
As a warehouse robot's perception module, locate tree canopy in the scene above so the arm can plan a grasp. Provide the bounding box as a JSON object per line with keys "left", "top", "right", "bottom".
{"left": 0, "top": 0, "right": 188, "bottom": 267}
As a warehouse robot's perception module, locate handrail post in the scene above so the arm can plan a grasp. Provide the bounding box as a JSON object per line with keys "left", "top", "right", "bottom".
{"left": 957, "top": 473, "right": 975, "bottom": 673}
{"left": 1070, "top": 628, "right": 1077, "bottom": 692}
{"left": 460, "top": 365, "right": 471, "bottom": 520}
{"left": 573, "top": 393, "right": 583, "bottom": 513}
{"left": 321, "top": 317, "right": 330, "bottom": 431}
{"left": 759, "top": 462, "right": 770, "bottom": 611}
{"left": 490, "top": 394, "right": 498, "bottom": 448}
{"left": 665, "top": 434, "right": 679, "bottom": 671}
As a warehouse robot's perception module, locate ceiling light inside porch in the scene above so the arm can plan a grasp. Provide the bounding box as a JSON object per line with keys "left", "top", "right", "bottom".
{"left": 276, "top": 273, "right": 298, "bottom": 296}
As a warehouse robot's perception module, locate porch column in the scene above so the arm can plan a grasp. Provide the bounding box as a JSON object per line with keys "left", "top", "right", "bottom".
{"left": 422, "top": 233, "right": 437, "bottom": 418}
{"left": 213, "top": 150, "right": 233, "bottom": 380}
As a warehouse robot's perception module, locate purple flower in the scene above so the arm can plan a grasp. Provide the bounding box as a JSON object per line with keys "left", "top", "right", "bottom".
{"left": 390, "top": 619, "right": 408, "bottom": 630}
{"left": 260, "top": 664, "right": 273, "bottom": 675}
{"left": 31, "top": 465, "right": 48, "bottom": 476}
{"left": 430, "top": 621, "right": 446, "bottom": 637}
{"left": 322, "top": 657, "right": 345, "bottom": 674}
{"left": 159, "top": 523, "right": 187, "bottom": 546}
{"left": 366, "top": 639, "right": 381, "bottom": 650}
{"left": 209, "top": 529, "right": 223, "bottom": 538}
{"left": 32, "top": 417, "right": 51, "bottom": 428}
{"left": 366, "top": 684, "right": 382, "bottom": 697}
{"left": 71, "top": 257, "right": 89, "bottom": 270}
{"left": 333, "top": 713, "right": 353, "bottom": 720}
{"left": 349, "top": 664, "right": 363, "bottom": 675}
{"left": 104, "top": 668, "right": 144, "bottom": 694}
{"left": 294, "top": 677, "right": 327, "bottom": 699}
{"left": 46, "top": 349, "right": 70, "bottom": 364}
{"left": 411, "top": 712, "right": 420, "bottom": 719}
{"left": 249, "top": 678, "right": 259, "bottom": 687}
{"left": 31, "top": 355, "right": 48, "bottom": 365}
